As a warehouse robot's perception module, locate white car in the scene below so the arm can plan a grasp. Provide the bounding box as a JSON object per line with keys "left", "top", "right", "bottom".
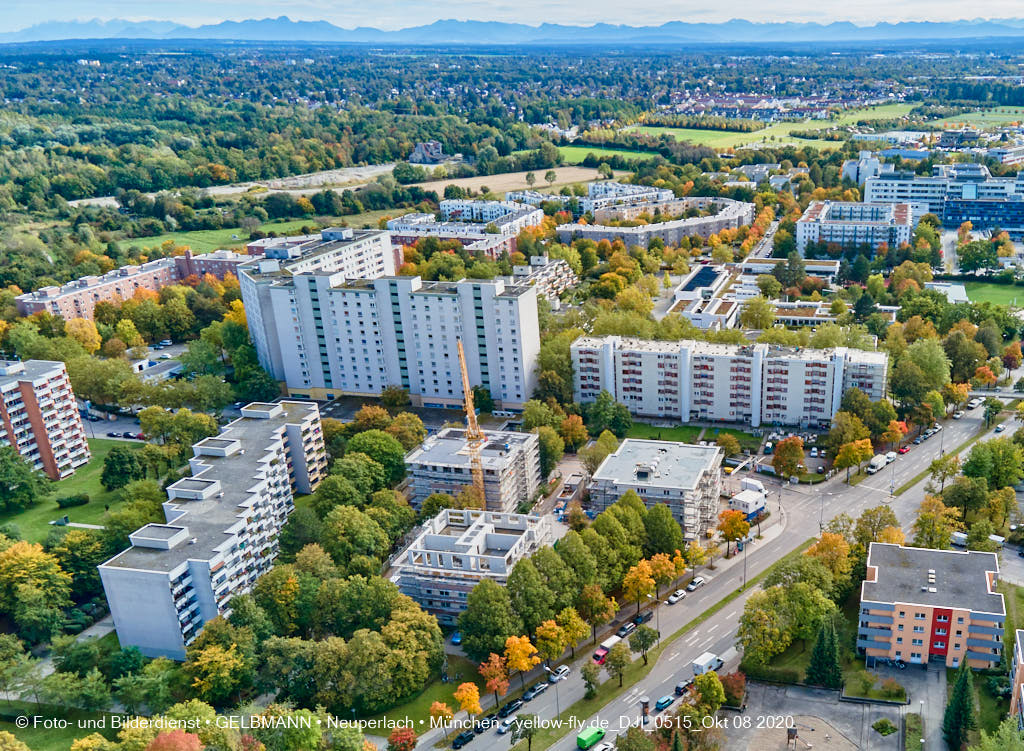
{"left": 809, "top": 447, "right": 819, "bottom": 458}
{"left": 885, "top": 451, "right": 897, "bottom": 463}
{"left": 996, "top": 424, "right": 1007, "bottom": 433}
{"left": 496, "top": 717, "right": 517, "bottom": 735}
{"left": 686, "top": 576, "right": 706, "bottom": 592}
{"left": 953, "top": 410, "right": 965, "bottom": 419}
{"left": 667, "top": 589, "right": 686, "bottom": 605}
{"left": 547, "top": 665, "right": 570, "bottom": 682}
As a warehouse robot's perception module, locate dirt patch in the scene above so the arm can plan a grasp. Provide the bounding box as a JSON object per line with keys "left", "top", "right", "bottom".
{"left": 406, "top": 166, "right": 628, "bottom": 195}
{"left": 747, "top": 715, "right": 858, "bottom": 751}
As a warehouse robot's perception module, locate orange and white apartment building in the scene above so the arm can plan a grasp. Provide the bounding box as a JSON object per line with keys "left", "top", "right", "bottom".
{"left": 858, "top": 543, "right": 1005, "bottom": 669}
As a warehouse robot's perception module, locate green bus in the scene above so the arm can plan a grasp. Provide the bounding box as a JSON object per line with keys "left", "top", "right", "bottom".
{"left": 577, "top": 727, "right": 606, "bottom": 749}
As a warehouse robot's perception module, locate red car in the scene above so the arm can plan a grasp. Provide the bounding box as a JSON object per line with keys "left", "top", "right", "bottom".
{"left": 898, "top": 446, "right": 910, "bottom": 454}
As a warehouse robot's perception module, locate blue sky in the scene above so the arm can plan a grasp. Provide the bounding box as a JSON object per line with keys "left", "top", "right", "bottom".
{"left": 4, "top": 1, "right": 1023, "bottom": 33}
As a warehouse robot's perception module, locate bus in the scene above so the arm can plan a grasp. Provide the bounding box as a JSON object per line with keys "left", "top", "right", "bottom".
{"left": 577, "top": 727, "right": 606, "bottom": 749}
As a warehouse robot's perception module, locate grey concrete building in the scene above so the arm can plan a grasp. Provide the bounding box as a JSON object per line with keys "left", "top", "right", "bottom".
{"left": 98, "top": 401, "right": 327, "bottom": 659}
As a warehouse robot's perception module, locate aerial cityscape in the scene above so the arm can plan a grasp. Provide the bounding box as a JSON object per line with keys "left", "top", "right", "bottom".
{"left": 7, "top": 5, "right": 1024, "bottom": 751}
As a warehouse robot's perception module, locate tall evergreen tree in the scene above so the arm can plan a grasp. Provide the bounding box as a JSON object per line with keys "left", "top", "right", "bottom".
{"left": 942, "top": 661, "right": 976, "bottom": 750}
{"left": 805, "top": 622, "right": 841, "bottom": 688}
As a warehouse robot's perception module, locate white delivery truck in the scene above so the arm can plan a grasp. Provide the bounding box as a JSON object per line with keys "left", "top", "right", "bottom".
{"left": 866, "top": 454, "right": 887, "bottom": 474}
{"left": 691, "top": 652, "right": 724, "bottom": 675}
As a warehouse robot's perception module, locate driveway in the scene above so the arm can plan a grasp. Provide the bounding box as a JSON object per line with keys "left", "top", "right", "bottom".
{"left": 870, "top": 662, "right": 946, "bottom": 750}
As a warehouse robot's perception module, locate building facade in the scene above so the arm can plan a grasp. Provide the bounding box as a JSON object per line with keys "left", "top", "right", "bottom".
{"left": 571, "top": 336, "right": 888, "bottom": 429}
{"left": 16, "top": 250, "right": 252, "bottom": 320}
{"left": 857, "top": 543, "right": 1005, "bottom": 669}
{"left": 1011, "top": 630, "right": 1024, "bottom": 728}
{"left": 555, "top": 197, "right": 755, "bottom": 246}
{"left": 795, "top": 201, "right": 918, "bottom": 254}
{"left": 392, "top": 508, "right": 553, "bottom": 625}
{"left": 242, "top": 237, "right": 540, "bottom": 408}
{"left": 385, "top": 200, "right": 543, "bottom": 259}
{"left": 405, "top": 428, "right": 541, "bottom": 513}
{"left": 588, "top": 439, "right": 722, "bottom": 537}
{"left": 510, "top": 255, "right": 578, "bottom": 303}
{"left": 0, "top": 360, "right": 89, "bottom": 480}
{"left": 99, "top": 401, "right": 326, "bottom": 659}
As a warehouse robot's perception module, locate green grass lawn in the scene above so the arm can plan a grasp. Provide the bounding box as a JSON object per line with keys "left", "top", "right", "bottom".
{"left": 929, "top": 107, "right": 1024, "bottom": 128}
{"left": 0, "top": 701, "right": 116, "bottom": 751}
{"left": 628, "top": 103, "right": 914, "bottom": 151}
{"left": 0, "top": 438, "right": 144, "bottom": 543}
{"left": 625, "top": 423, "right": 703, "bottom": 443}
{"left": 707, "top": 427, "right": 761, "bottom": 452}
{"left": 360, "top": 654, "right": 484, "bottom": 727}
{"left": 963, "top": 282, "right": 1024, "bottom": 307}
{"left": 123, "top": 210, "right": 402, "bottom": 254}
{"left": 556, "top": 145, "right": 661, "bottom": 164}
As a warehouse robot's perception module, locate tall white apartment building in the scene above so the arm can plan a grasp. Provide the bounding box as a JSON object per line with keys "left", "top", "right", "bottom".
{"left": 572, "top": 336, "right": 888, "bottom": 429}
{"left": 795, "top": 201, "right": 919, "bottom": 254}
{"left": 99, "top": 401, "right": 326, "bottom": 660}
{"left": 405, "top": 428, "right": 541, "bottom": 513}
{"left": 589, "top": 439, "right": 722, "bottom": 537}
{"left": 0, "top": 360, "right": 89, "bottom": 480}
{"left": 241, "top": 242, "right": 541, "bottom": 407}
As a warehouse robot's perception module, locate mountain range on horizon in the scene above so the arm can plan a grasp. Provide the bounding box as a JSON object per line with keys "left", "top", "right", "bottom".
{"left": 7, "top": 15, "right": 1024, "bottom": 45}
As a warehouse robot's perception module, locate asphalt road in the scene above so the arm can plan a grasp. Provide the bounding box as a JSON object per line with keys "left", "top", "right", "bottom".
{"left": 427, "top": 399, "right": 1006, "bottom": 751}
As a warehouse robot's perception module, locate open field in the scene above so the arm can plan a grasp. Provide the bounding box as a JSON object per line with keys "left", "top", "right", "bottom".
{"left": 929, "top": 106, "right": 1024, "bottom": 128}
{"left": 963, "top": 281, "right": 1024, "bottom": 306}
{"left": 128, "top": 210, "right": 402, "bottom": 254}
{"left": 556, "top": 145, "right": 661, "bottom": 163}
{"left": 361, "top": 654, "right": 484, "bottom": 727}
{"left": 0, "top": 438, "right": 144, "bottom": 542}
{"left": 627, "top": 102, "right": 915, "bottom": 151}
{"left": 626, "top": 423, "right": 703, "bottom": 443}
{"left": 406, "top": 165, "right": 625, "bottom": 196}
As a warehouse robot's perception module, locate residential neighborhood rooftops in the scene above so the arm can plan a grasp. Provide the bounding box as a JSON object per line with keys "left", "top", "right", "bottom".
{"left": 591, "top": 439, "right": 722, "bottom": 491}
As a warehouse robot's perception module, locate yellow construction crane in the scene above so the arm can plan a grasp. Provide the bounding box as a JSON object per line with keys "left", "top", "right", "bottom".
{"left": 457, "top": 338, "right": 486, "bottom": 500}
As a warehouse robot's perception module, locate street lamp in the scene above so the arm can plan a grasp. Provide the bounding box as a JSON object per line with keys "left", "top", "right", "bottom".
{"left": 543, "top": 666, "right": 560, "bottom": 716}
{"left": 819, "top": 492, "right": 832, "bottom": 532}
{"left": 646, "top": 593, "right": 662, "bottom": 643}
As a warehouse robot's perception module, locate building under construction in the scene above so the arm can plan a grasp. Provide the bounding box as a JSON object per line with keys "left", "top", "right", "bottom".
{"left": 405, "top": 427, "right": 541, "bottom": 513}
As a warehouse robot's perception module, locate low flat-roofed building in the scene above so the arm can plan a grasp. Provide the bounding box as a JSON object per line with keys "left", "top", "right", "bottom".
{"left": 858, "top": 543, "right": 1005, "bottom": 669}
{"left": 589, "top": 439, "right": 722, "bottom": 538}
{"left": 99, "top": 401, "right": 327, "bottom": 659}
{"left": 406, "top": 427, "right": 541, "bottom": 513}
{"left": 924, "top": 281, "right": 970, "bottom": 305}
{"left": 393, "top": 508, "right": 553, "bottom": 625}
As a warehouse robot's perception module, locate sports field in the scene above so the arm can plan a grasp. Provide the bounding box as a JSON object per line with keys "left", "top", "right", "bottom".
{"left": 929, "top": 107, "right": 1024, "bottom": 128}
{"left": 557, "top": 145, "right": 661, "bottom": 163}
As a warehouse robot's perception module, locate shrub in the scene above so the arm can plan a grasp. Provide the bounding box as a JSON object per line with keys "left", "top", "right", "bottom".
{"left": 721, "top": 671, "right": 747, "bottom": 706}
{"left": 853, "top": 671, "right": 875, "bottom": 695}
{"left": 880, "top": 677, "right": 905, "bottom": 700}
{"left": 871, "top": 718, "right": 897, "bottom": 736}
{"left": 56, "top": 493, "right": 90, "bottom": 509}
{"left": 738, "top": 663, "right": 801, "bottom": 685}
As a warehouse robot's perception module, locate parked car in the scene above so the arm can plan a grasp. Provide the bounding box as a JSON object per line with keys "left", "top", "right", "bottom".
{"left": 616, "top": 622, "right": 637, "bottom": 639}
{"left": 474, "top": 715, "right": 497, "bottom": 734}
{"left": 633, "top": 611, "right": 653, "bottom": 626}
{"left": 809, "top": 447, "right": 818, "bottom": 458}
{"left": 667, "top": 589, "right": 686, "bottom": 605}
{"left": 135, "top": 433, "right": 147, "bottom": 440}
{"left": 523, "top": 682, "right": 548, "bottom": 701}
{"left": 996, "top": 424, "right": 1007, "bottom": 433}
{"left": 548, "top": 665, "right": 570, "bottom": 683}
{"left": 898, "top": 446, "right": 910, "bottom": 454}
{"left": 592, "top": 744, "right": 615, "bottom": 751}
{"left": 674, "top": 678, "right": 694, "bottom": 696}
{"left": 913, "top": 436, "right": 924, "bottom": 445}
{"left": 451, "top": 632, "right": 462, "bottom": 646}
{"left": 452, "top": 730, "right": 475, "bottom": 749}
{"left": 159, "top": 339, "right": 173, "bottom": 347}
{"left": 106, "top": 431, "right": 120, "bottom": 437}
{"left": 158, "top": 354, "right": 172, "bottom": 360}
{"left": 953, "top": 410, "right": 965, "bottom": 419}
{"left": 123, "top": 431, "right": 136, "bottom": 439}
{"left": 654, "top": 695, "right": 675, "bottom": 711}
{"left": 496, "top": 717, "right": 517, "bottom": 735}
{"left": 498, "top": 699, "right": 523, "bottom": 718}
{"left": 885, "top": 451, "right": 897, "bottom": 463}
{"left": 686, "top": 576, "right": 706, "bottom": 592}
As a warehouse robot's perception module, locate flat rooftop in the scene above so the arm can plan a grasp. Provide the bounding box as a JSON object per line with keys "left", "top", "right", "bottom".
{"left": 681, "top": 265, "right": 724, "bottom": 291}
{"left": 862, "top": 543, "right": 1004, "bottom": 617}
{"left": 407, "top": 427, "right": 535, "bottom": 470}
{"left": 101, "top": 401, "right": 318, "bottom": 573}
{"left": 592, "top": 439, "right": 721, "bottom": 491}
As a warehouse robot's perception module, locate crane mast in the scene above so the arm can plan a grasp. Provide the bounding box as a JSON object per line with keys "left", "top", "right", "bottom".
{"left": 457, "top": 338, "right": 486, "bottom": 501}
